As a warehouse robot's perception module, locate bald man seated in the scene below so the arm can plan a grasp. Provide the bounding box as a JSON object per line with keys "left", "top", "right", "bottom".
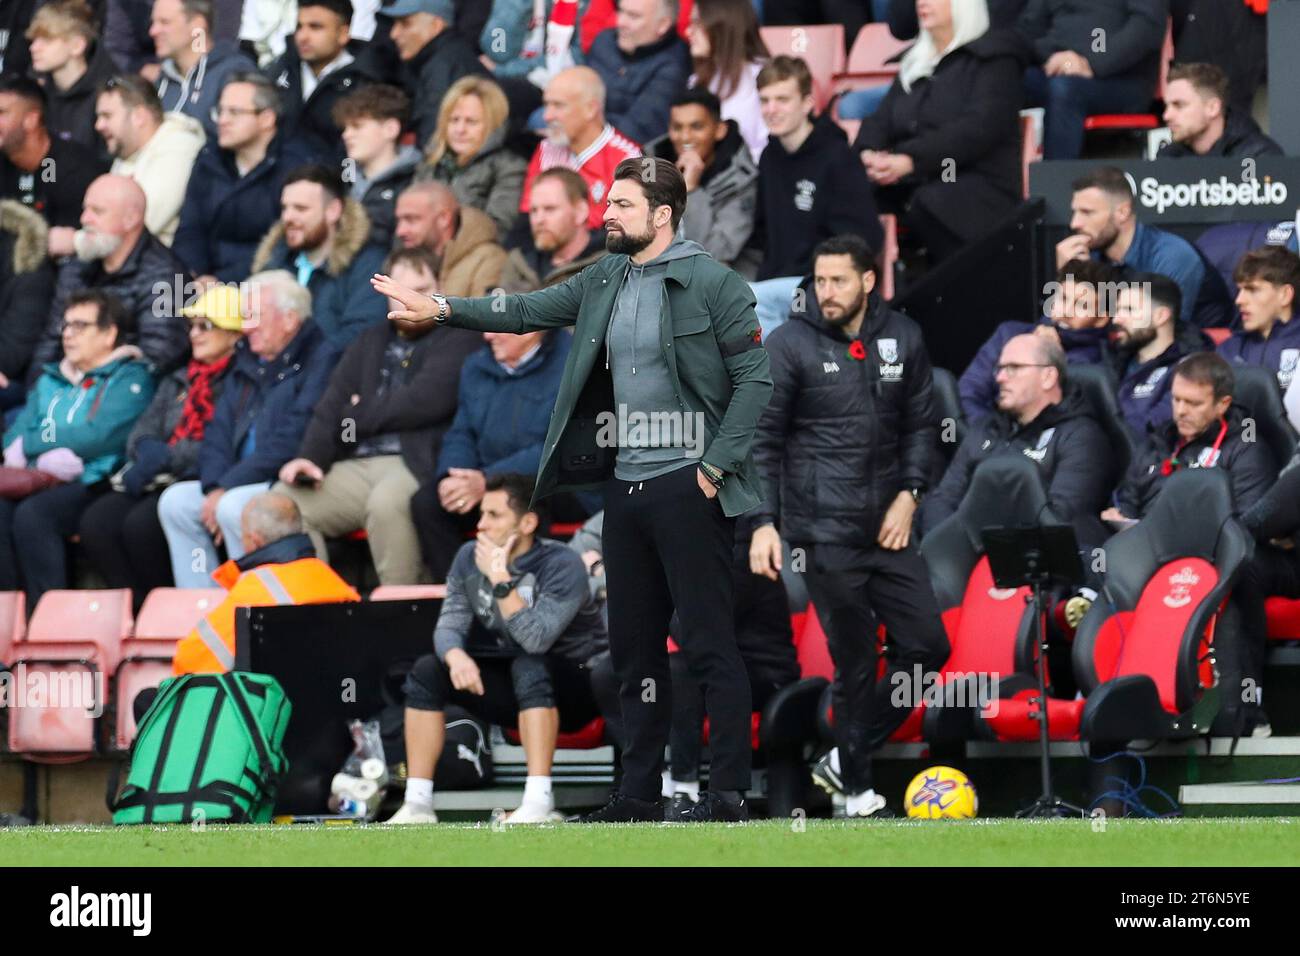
{"left": 518, "top": 67, "right": 642, "bottom": 234}
{"left": 26, "top": 174, "right": 193, "bottom": 386}
{"left": 393, "top": 182, "right": 506, "bottom": 298}
{"left": 921, "top": 333, "right": 1117, "bottom": 538}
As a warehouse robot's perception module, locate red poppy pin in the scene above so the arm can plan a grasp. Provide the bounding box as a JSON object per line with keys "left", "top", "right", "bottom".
{"left": 847, "top": 341, "right": 867, "bottom": 361}
{"left": 750, "top": 326, "right": 762, "bottom": 344}
{"left": 81, "top": 377, "right": 95, "bottom": 389}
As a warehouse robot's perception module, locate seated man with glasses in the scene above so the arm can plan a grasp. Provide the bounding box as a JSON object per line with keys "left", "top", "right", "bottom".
{"left": 172, "top": 71, "right": 321, "bottom": 285}
{"left": 921, "top": 332, "right": 1117, "bottom": 537}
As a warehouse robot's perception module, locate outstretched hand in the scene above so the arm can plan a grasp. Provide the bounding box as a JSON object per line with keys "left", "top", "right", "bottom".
{"left": 370, "top": 273, "right": 440, "bottom": 324}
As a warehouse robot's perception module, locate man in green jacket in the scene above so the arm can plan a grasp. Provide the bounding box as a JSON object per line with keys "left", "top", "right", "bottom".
{"left": 373, "top": 157, "right": 772, "bottom": 822}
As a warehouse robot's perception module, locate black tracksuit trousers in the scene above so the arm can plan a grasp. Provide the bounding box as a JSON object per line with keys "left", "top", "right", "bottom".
{"left": 803, "top": 542, "right": 950, "bottom": 795}
{"left": 602, "top": 463, "right": 750, "bottom": 799}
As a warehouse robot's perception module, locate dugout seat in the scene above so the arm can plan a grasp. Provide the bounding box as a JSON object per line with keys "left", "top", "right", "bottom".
{"left": 1070, "top": 470, "right": 1249, "bottom": 742}
{"left": 7, "top": 589, "right": 132, "bottom": 758}
{"left": 113, "top": 588, "right": 224, "bottom": 750}
{"left": 1232, "top": 364, "right": 1299, "bottom": 468}
{"left": 929, "top": 367, "right": 966, "bottom": 467}
{"left": 1069, "top": 364, "right": 1140, "bottom": 482}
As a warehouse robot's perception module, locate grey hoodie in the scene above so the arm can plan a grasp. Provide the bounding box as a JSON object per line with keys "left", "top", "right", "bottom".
{"left": 604, "top": 234, "right": 711, "bottom": 481}
{"left": 156, "top": 41, "right": 257, "bottom": 141}
{"left": 351, "top": 145, "right": 422, "bottom": 245}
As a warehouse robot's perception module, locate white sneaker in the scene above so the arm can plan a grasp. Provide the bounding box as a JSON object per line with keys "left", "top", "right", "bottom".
{"left": 845, "top": 789, "right": 888, "bottom": 818}
{"left": 385, "top": 802, "right": 439, "bottom": 824}
{"left": 503, "top": 802, "right": 564, "bottom": 824}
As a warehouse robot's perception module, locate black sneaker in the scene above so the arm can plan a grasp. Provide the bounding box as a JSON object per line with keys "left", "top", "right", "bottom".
{"left": 811, "top": 751, "right": 844, "bottom": 796}
{"left": 676, "top": 791, "right": 749, "bottom": 823}
{"left": 574, "top": 793, "right": 664, "bottom": 823}
{"left": 667, "top": 793, "right": 699, "bottom": 820}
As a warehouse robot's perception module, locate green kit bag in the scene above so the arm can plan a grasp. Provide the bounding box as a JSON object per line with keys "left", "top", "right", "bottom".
{"left": 112, "top": 672, "right": 292, "bottom": 824}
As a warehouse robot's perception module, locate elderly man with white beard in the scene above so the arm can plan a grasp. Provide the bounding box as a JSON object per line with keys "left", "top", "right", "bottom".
{"left": 26, "top": 174, "right": 193, "bottom": 387}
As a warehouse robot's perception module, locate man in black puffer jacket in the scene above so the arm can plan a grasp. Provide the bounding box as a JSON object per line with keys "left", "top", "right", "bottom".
{"left": 750, "top": 235, "right": 949, "bottom": 819}
{"left": 922, "top": 330, "right": 1117, "bottom": 539}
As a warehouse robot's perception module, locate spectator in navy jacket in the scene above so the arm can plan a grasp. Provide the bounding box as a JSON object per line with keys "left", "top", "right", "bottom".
{"left": 1218, "top": 246, "right": 1300, "bottom": 393}
{"left": 960, "top": 258, "right": 1113, "bottom": 423}
{"left": 248, "top": 163, "right": 390, "bottom": 348}
{"left": 586, "top": 0, "right": 692, "bottom": 146}
{"left": 157, "top": 271, "right": 338, "bottom": 586}
{"left": 1018, "top": 0, "right": 1167, "bottom": 160}
{"left": 1105, "top": 271, "right": 1210, "bottom": 435}
{"left": 172, "top": 72, "right": 321, "bottom": 283}
{"left": 1056, "top": 166, "right": 1233, "bottom": 329}
{"left": 410, "top": 328, "right": 575, "bottom": 582}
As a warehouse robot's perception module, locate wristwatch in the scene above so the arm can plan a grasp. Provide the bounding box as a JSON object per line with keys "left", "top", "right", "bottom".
{"left": 428, "top": 293, "right": 449, "bottom": 324}
{"left": 908, "top": 486, "right": 925, "bottom": 505}
{"left": 491, "top": 578, "right": 516, "bottom": 599}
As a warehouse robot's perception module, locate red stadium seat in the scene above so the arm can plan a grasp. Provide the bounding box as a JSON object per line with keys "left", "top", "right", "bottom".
{"left": 370, "top": 584, "right": 448, "bottom": 601}
{"left": 1265, "top": 597, "right": 1300, "bottom": 641}
{"left": 833, "top": 22, "right": 909, "bottom": 95}
{"left": 503, "top": 718, "right": 606, "bottom": 749}
{"left": 1204, "top": 327, "right": 1233, "bottom": 346}
{"left": 0, "top": 589, "right": 25, "bottom": 668}
{"left": 1082, "top": 21, "right": 1173, "bottom": 134}
{"left": 7, "top": 589, "right": 133, "bottom": 758}
{"left": 113, "top": 588, "right": 224, "bottom": 750}
{"left": 1066, "top": 470, "right": 1248, "bottom": 743}
{"left": 547, "top": 521, "right": 584, "bottom": 540}
{"left": 760, "top": 24, "right": 845, "bottom": 113}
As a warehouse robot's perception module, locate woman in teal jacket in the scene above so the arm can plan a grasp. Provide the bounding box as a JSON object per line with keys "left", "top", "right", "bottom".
{"left": 0, "top": 290, "right": 155, "bottom": 605}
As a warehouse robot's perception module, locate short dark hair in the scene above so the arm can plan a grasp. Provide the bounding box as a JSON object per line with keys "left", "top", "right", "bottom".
{"left": 179, "top": 0, "right": 213, "bottom": 26}
{"left": 669, "top": 86, "right": 723, "bottom": 123}
{"left": 284, "top": 163, "right": 346, "bottom": 203}
{"left": 484, "top": 473, "right": 547, "bottom": 528}
{"left": 0, "top": 73, "right": 46, "bottom": 118}
{"left": 66, "top": 289, "right": 133, "bottom": 344}
{"left": 100, "top": 74, "right": 164, "bottom": 123}
{"left": 1173, "top": 351, "right": 1234, "bottom": 402}
{"left": 813, "top": 234, "right": 876, "bottom": 276}
{"left": 332, "top": 83, "right": 409, "bottom": 130}
{"left": 534, "top": 166, "right": 589, "bottom": 205}
{"left": 1071, "top": 165, "right": 1133, "bottom": 204}
{"left": 1126, "top": 270, "right": 1183, "bottom": 320}
{"left": 383, "top": 244, "right": 440, "bottom": 279}
{"left": 298, "top": 0, "right": 354, "bottom": 24}
{"left": 1234, "top": 245, "right": 1300, "bottom": 299}
{"left": 222, "top": 70, "right": 281, "bottom": 120}
{"left": 612, "top": 157, "right": 688, "bottom": 232}
{"left": 756, "top": 55, "right": 813, "bottom": 98}
{"left": 1167, "top": 62, "right": 1229, "bottom": 105}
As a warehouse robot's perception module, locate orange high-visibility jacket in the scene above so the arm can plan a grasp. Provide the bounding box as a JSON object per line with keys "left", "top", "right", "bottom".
{"left": 173, "top": 557, "right": 361, "bottom": 675}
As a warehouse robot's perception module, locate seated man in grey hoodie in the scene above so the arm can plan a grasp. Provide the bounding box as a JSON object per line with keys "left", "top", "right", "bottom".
{"left": 149, "top": 0, "right": 256, "bottom": 141}
{"left": 387, "top": 473, "right": 620, "bottom": 825}
{"left": 648, "top": 88, "right": 759, "bottom": 273}
{"left": 334, "top": 85, "right": 422, "bottom": 247}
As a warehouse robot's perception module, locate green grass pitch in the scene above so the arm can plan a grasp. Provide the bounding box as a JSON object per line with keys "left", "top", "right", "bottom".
{"left": 3, "top": 818, "right": 1297, "bottom": 866}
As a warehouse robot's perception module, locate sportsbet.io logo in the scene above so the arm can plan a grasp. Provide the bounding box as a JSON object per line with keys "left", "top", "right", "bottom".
{"left": 1124, "top": 171, "right": 1289, "bottom": 216}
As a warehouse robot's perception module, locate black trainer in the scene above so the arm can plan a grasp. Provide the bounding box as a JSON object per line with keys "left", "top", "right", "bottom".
{"left": 574, "top": 793, "right": 664, "bottom": 823}
{"left": 676, "top": 791, "right": 749, "bottom": 823}
{"left": 667, "top": 793, "right": 699, "bottom": 820}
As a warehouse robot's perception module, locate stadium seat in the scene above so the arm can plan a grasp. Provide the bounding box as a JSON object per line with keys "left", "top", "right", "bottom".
{"left": 113, "top": 588, "right": 224, "bottom": 750}
{"left": 1070, "top": 470, "right": 1251, "bottom": 743}
{"left": 1265, "top": 596, "right": 1300, "bottom": 642}
{"left": 914, "top": 455, "right": 1061, "bottom": 743}
{"left": 757, "top": 605, "right": 833, "bottom": 816}
{"left": 760, "top": 24, "right": 845, "bottom": 113}
{"left": 1082, "top": 20, "right": 1173, "bottom": 134}
{"left": 1205, "top": 327, "right": 1233, "bottom": 346}
{"left": 1232, "top": 364, "right": 1299, "bottom": 468}
{"left": 1069, "top": 364, "right": 1140, "bottom": 482}
{"left": 369, "top": 585, "right": 448, "bottom": 601}
{"left": 0, "top": 589, "right": 25, "bottom": 669}
{"left": 929, "top": 367, "right": 967, "bottom": 466}
{"left": 832, "top": 22, "right": 908, "bottom": 95}
{"left": 878, "top": 213, "right": 898, "bottom": 301}
{"left": 7, "top": 589, "right": 133, "bottom": 758}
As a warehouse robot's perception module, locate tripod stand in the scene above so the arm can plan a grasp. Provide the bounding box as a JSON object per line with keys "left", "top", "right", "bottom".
{"left": 982, "top": 525, "right": 1087, "bottom": 819}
